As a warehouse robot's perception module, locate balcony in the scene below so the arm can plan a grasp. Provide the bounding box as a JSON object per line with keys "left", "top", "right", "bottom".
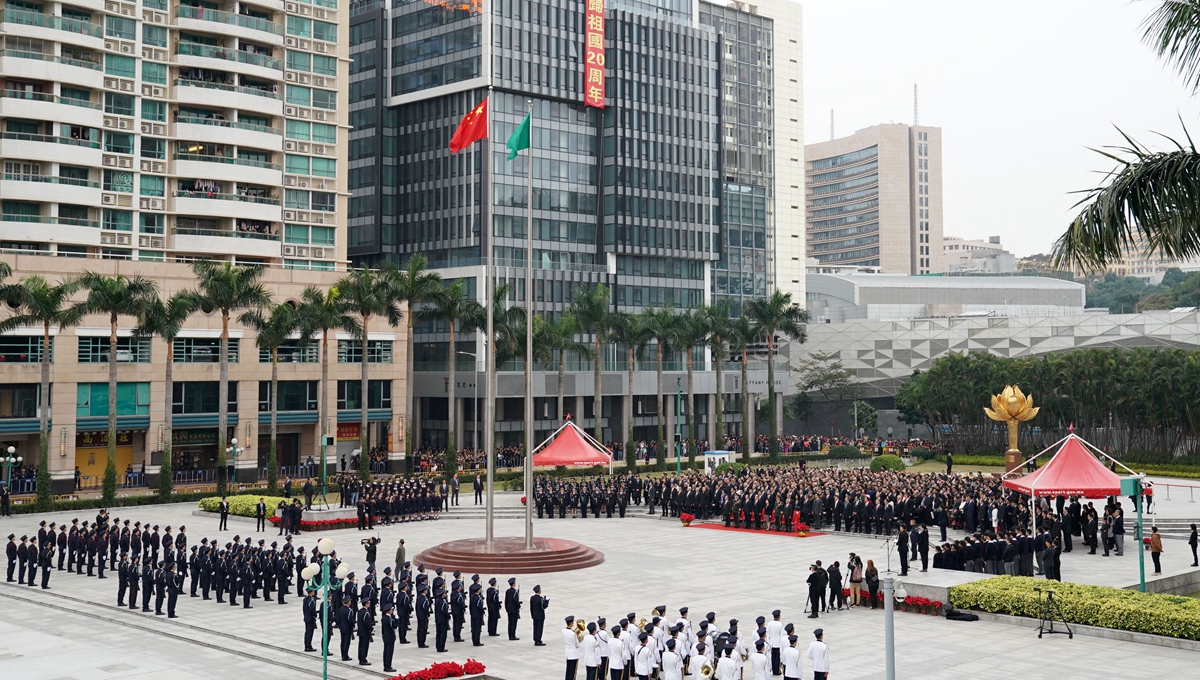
{"left": 0, "top": 49, "right": 104, "bottom": 88}
{"left": 174, "top": 6, "right": 284, "bottom": 43}
{"left": 172, "top": 227, "right": 282, "bottom": 259}
{"left": 174, "top": 152, "right": 282, "bottom": 185}
{"left": 0, "top": 172, "right": 101, "bottom": 205}
{"left": 173, "top": 190, "right": 282, "bottom": 221}
{"left": 0, "top": 214, "right": 103, "bottom": 247}
{"left": 175, "top": 114, "right": 282, "bottom": 151}
{"left": 0, "top": 88, "right": 103, "bottom": 127}
{"left": 0, "top": 8, "right": 106, "bottom": 51}
{"left": 174, "top": 78, "right": 282, "bottom": 117}
{"left": 175, "top": 43, "right": 282, "bottom": 81}
{"left": 0, "top": 130, "right": 103, "bottom": 167}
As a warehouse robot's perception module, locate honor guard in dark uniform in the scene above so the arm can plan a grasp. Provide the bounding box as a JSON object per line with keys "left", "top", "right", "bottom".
{"left": 295, "top": 547, "right": 307, "bottom": 597}
{"left": 451, "top": 580, "right": 466, "bottom": 642}
{"left": 7, "top": 535, "right": 18, "bottom": 583}
{"left": 469, "top": 581, "right": 485, "bottom": 647}
{"left": 504, "top": 577, "right": 521, "bottom": 640}
{"left": 337, "top": 596, "right": 355, "bottom": 661}
{"left": 57, "top": 525, "right": 67, "bottom": 570}
{"left": 154, "top": 561, "right": 168, "bottom": 615}
{"left": 530, "top": 584, "right": 548, "bottom": 646}
{"left": 434, "top": 587, "right": 451, "bottom": 652}
{"left": 116, "top": 553, "right": 129, "bottom": 605}
{"left": 415, "top": 584, "right": 432, "bottom": 648}
{"left": 276, "top": 549, "right": 291, "bottom": 604}
{"left": 25, "top": 536, "right": 37, "bottom": 586}
{"left": 486, "top": 577, "right": 501, "bottom": 637}
{"left": 140, "top": 558, "right": 154, "bottom": 611}
{"left": 39, "top": 539, "right": 53, "bottom": 589}
{"left": 127, "top": 555, "right": 140, "bottom": 609}
{"left": 166, "top": 563, "right": 182, "bottom": 618}
{"left": 381, "top": 603, "right": 399, "bottom": 672}
{"left": 302, "top": 588, "right": 319, "bottom": 652}
{"left": 188, "top": 546, "right": 201, "bottom": 597}
{"left": 397, "top": 576, "right": 413, "bottom": 645}
{"left": 356, "top": 600, "right": 375, "bottom": 665}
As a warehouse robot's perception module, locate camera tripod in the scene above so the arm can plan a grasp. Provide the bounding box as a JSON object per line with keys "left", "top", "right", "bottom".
{"left": 1035, "top": 587, "right": 1073, "bottom": 639}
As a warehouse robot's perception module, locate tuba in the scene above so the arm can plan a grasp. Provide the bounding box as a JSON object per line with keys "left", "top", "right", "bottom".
{"left": 637, "top": 617, "right": 648, "bottom": 631}
{"left": 574, "top": 618, "right": 587, "bottom": 641}
{"left": 700, "top": 661, "right": 714, "bottom": 678}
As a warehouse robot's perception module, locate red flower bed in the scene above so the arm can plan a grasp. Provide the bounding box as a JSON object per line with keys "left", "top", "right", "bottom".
{"left": 268, "top": 516, "right": 358, "bottom": 531}
{"left": 795, "top": 523, "right": 811, "bottom": 533}
{"left": 680, "top": 513, "right": 696, "bottom": 524}
{"left": 386, "top": 659, "right": 485, "bottom": 680}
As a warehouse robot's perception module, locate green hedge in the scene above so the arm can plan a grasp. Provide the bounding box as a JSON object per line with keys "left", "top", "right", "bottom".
{"left": 713, "top": 462, "right": 745, "bottom": 475}
{"left": 870, "top": 454, "right": 906, "bottom": 472}
{"left": 8, "top": 488, "right": 268, "bottom": 516}
{"left": 911, "top": 447, "right": 935, "bottom": 461}
{"left": 826, "top": 445, "right": 864, "bottom": 459}
{"left": 949, "top": 575, "right": 1200, "bottom": 641}
{"left": 937, "top": 454, "right": 1007, "bottom": 467}
{"left": 198, "top": 495, "right": 289, "bottom": 517}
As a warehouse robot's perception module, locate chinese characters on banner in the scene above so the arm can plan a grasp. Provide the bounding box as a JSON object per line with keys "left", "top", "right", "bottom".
{"left": 584, "top": 0, "right": 605, "bottom": 108}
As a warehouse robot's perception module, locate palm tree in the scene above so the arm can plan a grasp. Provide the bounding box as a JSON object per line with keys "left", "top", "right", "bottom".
{"left": 338, "top": 265, "right": 403, "bottom": 482}
{"left": 136, "top": 291, "right": 199, "bottom": 500}
{"left": 745, "top": 292, "right": 809, "bottom": 462}
{"left": 608, "top": 312, "right": 652, "bottom": 469}
{"left": 490, "top": 282, "right": 525, "bottom": 364}
{"left": 77, "top": 272, "right": 159, "bottom": 504}
{"left": 533, "top": 312, "right": 588, "bottom": 429}
{"left": 191, "top": 261, "right": 272, "bottom": 495}
{"left": 642, "top": 306, "right": 679, "bottom": 469}
{"left": 671, "top": 310, "right": 711, "bottom": 464}
{"left": 390, "top": 256, "right": 443, "bottom": 474}
{"left": 295, "top": 286, "right": 355, "bottom": 484}
{"left": 729, "top": 315, "right": 760, "bottom": 463}
{"left": 420, "top": 279, "right": 485, "bottom": 474}
{"left": 1054, "top": 2, "right": 1200, "bottom": 269}
{"left": 704, "top": 300, "right": 735, "bottom": 447}
{"left": 570, "top": 284, "right": 614, "bottom": 443}
{"left": 242, "top": 303, "right": 301, "bottom": 495}
{"left": 0, "top": 275, "right": 84, "bottom": 510}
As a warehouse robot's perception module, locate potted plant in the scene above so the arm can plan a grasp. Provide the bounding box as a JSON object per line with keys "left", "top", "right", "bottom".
{"left": 796, "top": 522, "right": 811, "bottom": 537}
{"left": 680, "top": 512, "right": 695, "bottom": 527}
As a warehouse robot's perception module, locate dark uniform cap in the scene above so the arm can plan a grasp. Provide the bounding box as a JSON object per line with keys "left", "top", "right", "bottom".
{"left": 755, "top": 639, "right": 766, "bottom": 650}
{"left": 469, "top": 584, "right": 481, "bottom": 592}
{"left": 270, "top": 542, "right": 277, "bottom": 548}
{"left": 679, "top": 607, "right": 688, "bottom": 614}
{"left": 453, "top": 570, "right": 461, "bottom": 577}
{"left": 597, "top": 617, "right": 606, "bottom": 625}
{"left": 729, "top": 619, "right": 738, "bottom": 626}
{"left": 756, "top": 616, "right": 766, "bottom": 625}
{"left": 507, "top": 577, "right": 516, "bottom": 585}
{"left": 696, "top": 642, "right": 706, "bottom": 653}
{"left": 6, "top": 534, "right": 13, "bottom": 540}
{"left": 39, "top": 521, "right": 46, "bottom": 526}
{"left": 404, "top": 562, "right": 411, "bottom": 568}
{"left": 788, "top": 635, "right": 798, "bottom": 644}
{"left": 665, "top": 638, "right": 675, "bottom": 649}
{"left": 471, "top": 574, "right": 480, "bottom": 581}
{"left": 435, "top": 567, "right": 443, "bottom": 575}
{"left": 784, "top": 623, "right": 795, "bottom": 633}
{"left": 533, "top": 585, "right": 541, "bottom": 592}
{"left": 637, "top": 632, "right": 648, "bottom": 642}
{"left": 772, "top": 609, "right": 781, "bottom": 617}
{"left": 565, "top": 616, "right": 575, "bottom": 623}
{"left": 813, "top": 628, "right": 824, "bottom": 637}
{"left": 153, "top": 525, "right": 159, "bottom": 530}
{"left": 488, "top": 577, "right": 497, "bottom": 585}
{"left": 179, "top": 525, "right": 185, "bottom": 530}
{"left": 627, "top": 612, "right": 636, "bottom": 620}
{"left": 706, "top": 612, "right": 716, "bottom": 619}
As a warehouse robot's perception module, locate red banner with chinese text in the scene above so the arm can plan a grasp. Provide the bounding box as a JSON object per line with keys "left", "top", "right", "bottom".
{"left": 584, "top": 0, "right": 605, "bottom": 108}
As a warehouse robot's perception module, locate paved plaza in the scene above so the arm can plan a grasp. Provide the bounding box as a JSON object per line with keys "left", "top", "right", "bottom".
{"left": 3, "top": 487, "right": 1199, "bottom": 680}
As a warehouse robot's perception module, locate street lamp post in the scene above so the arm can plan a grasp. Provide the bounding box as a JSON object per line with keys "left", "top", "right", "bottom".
{"left": 226, "top": 437, "right": 245, "bottom": 487}
{"left": 883, "top": 575, "right": 907, "bottom": 680}
{"left": 3, "top": 446, "right": 22, "bottom": 491}
{"left": 301, "top": 538, "right": 350, "bottom": 680}
{"left": 456, "top": 351, "right": 479, "bottom": 451}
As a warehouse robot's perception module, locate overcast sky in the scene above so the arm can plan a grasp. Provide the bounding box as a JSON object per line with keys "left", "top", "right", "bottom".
{"left": 801, "top": 0, "right": 1200, "bottom": 256}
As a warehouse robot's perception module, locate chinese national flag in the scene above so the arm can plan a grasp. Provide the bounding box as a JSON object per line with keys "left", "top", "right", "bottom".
{"left": 449, "top": 97, "right": 488, "bottom": 153}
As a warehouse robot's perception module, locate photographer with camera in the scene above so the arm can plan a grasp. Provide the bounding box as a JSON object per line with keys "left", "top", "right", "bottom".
{"left": 362, "top": 536, "right": 378, "bottom": 573}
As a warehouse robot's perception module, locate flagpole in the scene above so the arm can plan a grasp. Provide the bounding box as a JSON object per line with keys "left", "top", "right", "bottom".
{"left": 484, "top": 85, "right": 496, "bottom": 545}
{"left": 523, "top": 98, "right": 534, "bottom": 550}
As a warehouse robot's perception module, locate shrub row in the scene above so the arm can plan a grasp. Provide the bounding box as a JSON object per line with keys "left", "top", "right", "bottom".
{"left": 198, "top": 495, "right": 290, "bottom": 518}
{"left": 8, "top": 488, "right": 269, "bottom": 516}
{"left": 949, "top": 575, "right": 1200, "bottom": 641}
{"left": 871, "top": 455, "right": 907, "bottom": 472}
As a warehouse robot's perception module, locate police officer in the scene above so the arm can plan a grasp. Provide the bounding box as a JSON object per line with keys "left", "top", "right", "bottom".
{"left": 116, "top": 553, "right": 129, "bottom": 606}
{"left": 356, "top": 599, "right": 375, "bottom": 665}
{"left": 302, "top": 587, "right": 319, "bottom": 652}
{"left": 337, "top": 593, "right": 355, "bottom": 661}
{"left": 5, "top": 534, "right": 16, "bottom": 583}
{"left": 451, "top": 579, "right": 466, "bottom": 642}
{"left": 381, "top": 602, "right": 399, "bottom": 672}
{"left": 504, "top": 577, "right": 521, "bottom": 640}
{"left": 415, "top": 583, "right": 432, "bottom": 648}
{"left": 530, "top": 584, "right": 549, "bottom": 646}
{"left": 166, "top": 562, "right": 182, "bottom": 618}
{"left": 434, "top": 587, "right": 451, "bottom": 652}
{"left": 486, "top": 577, "right": 501, "bottom": 637}
{"left": 469, "top": 582, "right": 485, "bottom": 647}
{"left": 127, "top": 555, "right": 140, "bottom": 610}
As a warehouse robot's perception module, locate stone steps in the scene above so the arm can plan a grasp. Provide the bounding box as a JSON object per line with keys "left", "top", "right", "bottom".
{"left": 413, "top": 537, "right": 604, "bottom": 574}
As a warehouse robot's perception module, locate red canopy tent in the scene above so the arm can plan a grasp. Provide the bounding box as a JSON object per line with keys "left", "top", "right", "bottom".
{"left": 1001, "top": 434, "right": 1123, "bottom": 498}
{"left": 532, "top": 417, "right": 613, "bottom": 469}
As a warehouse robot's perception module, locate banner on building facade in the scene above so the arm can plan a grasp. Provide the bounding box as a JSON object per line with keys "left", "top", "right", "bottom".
{"left": 584, "top": 0, "right": 605, "bottom": 108}
{"left": 338, "top": 422, "right": 361, "bottom": 441}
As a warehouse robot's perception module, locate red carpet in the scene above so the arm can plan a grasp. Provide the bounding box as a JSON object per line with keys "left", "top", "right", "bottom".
{"left": 691, "top": 524, "right": 828, "bottom": 538}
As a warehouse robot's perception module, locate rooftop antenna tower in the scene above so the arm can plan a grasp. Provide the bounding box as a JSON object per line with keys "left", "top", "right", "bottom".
{"left": 914, "top": 84, "right": 919, "bottom": 126}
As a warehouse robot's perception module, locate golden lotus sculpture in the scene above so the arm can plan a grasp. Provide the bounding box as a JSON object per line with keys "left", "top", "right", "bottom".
{"left": 985, "top": 385, "right": 1040, "bottom": 471}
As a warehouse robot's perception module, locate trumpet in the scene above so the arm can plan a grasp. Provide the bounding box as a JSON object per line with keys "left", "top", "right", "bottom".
{"left": 637, "top": 617, "right": 648, "bottom": 631}
{"left": 574, "top": 617, "right": 587, "bottom": 642}
{"left": 700, "top": 662, "right": 714, "bottom": 678}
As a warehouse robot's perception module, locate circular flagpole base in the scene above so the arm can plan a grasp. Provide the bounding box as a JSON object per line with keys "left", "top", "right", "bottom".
{"left": 413, "top": 537, "right": 603, "bottom": 574}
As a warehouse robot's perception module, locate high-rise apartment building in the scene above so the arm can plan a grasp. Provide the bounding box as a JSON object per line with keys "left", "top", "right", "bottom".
{"left": 0, "top": 0, "right": 348, "bottom": 267}
{"left": 348, "top": 0, "right": 797, "bottom": 448}
{"left": 804, "top": 123, "right": 941, "bottom": 274}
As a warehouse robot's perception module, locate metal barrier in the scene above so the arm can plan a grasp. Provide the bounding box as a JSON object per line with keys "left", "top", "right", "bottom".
{"left": 8, "top": 479, "right": 37, "bottom": 495}
{"left": 173, "top": 469, "right": 217, "bottom": 484}
{"left": 1154, "top": 482, "right": 1200, "bottom": 503}
{"left": 77, "top": 474, "right": 147, "bottom": 490}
